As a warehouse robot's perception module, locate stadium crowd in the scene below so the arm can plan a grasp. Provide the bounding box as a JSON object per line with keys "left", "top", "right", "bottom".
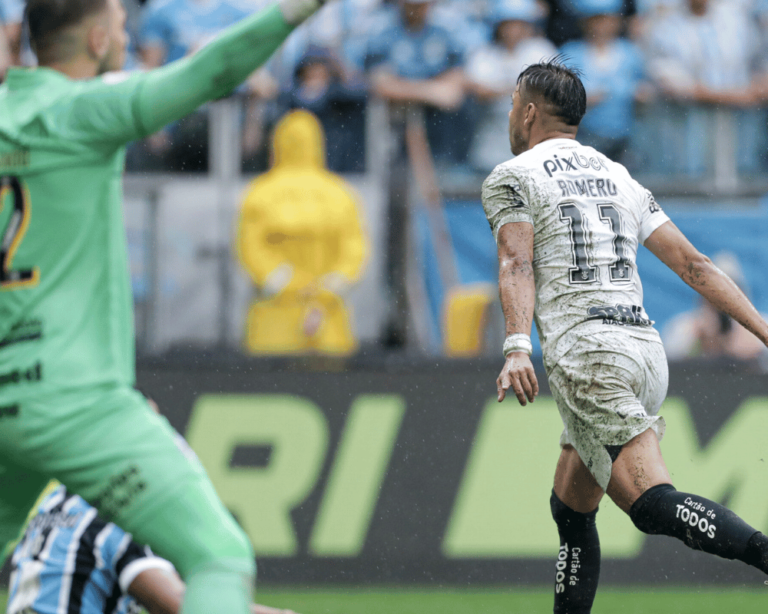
{"left": 2, "top": 0, "right": 766, "bottom": 174}
{"left": 4, "top": 0, "right": 768, "bottom": 362}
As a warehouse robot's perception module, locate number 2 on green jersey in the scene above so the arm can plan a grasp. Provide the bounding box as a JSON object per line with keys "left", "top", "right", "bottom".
{"left": 1, "top": 176, "right": 39, "bottom": 290}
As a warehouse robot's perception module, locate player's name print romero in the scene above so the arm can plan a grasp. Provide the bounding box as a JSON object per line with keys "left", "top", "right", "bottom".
{"left": 556, "top": 178, "right": 619, "bottom": 199}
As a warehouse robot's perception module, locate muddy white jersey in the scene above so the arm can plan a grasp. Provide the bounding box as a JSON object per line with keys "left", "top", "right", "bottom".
{"left": 482, "top": 138, "right": 670, "bottom": 371}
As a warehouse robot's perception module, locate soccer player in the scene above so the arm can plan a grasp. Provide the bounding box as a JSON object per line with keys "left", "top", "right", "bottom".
{"left": 8, "top": 483, "right": 297, "bottom": 614}
{"left": 483, "top": 60, "right": 768, "bottom": 613}
{"left": 0, "top": 0, "right": 326, "bottom": 612}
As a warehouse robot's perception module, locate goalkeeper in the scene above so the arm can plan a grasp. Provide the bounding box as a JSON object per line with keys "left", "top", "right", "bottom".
{"left": 0, "top": 0, "right": 325, "bottom": 612}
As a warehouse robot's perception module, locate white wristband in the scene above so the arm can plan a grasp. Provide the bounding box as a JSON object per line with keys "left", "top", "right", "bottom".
{"left": 503, "top": 334, "right": 532, "bottom": 357}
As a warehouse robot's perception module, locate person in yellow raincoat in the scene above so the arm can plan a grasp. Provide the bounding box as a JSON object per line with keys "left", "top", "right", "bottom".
{"left": 237, "top": 109, "right": 368, "bottom": 355}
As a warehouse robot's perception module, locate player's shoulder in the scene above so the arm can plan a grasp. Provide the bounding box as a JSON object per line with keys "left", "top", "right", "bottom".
{"left": 481, "top": 159, "right": 540, "bottom": 220}
{"left": 98, "top": 71, "right": 135, "bottom": 86}
{"left": 483, "top": 159, "right": 522, "bottom": 191}
{"left": 483, "top": 149, "right": 545, "bottom": 193}
{"left": 57, "top": 70, "right": 142, "bottom": 108}
{"left": 497, "top": 144, "right": 545, "bottom": 173}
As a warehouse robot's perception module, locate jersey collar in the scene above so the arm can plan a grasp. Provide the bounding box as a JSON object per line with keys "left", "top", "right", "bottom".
{"left": 532, "top": 137, "right": 580, "bottom": 153}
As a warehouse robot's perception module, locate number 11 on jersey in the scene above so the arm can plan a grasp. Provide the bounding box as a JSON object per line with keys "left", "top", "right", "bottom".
{"left": 558, "top": 201, "right": 631, "bottom": 286}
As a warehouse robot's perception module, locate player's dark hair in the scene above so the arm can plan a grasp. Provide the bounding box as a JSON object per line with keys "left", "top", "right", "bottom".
{"left": 516, "top": 58, "right": 587, "bottom": 126}
{"left": 25, "top": 0, "right": 108, "bottom": 60}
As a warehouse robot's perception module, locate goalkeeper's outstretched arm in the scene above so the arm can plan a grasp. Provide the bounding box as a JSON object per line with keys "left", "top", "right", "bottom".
{"left": 65, "top": 0, "right": 325, "bottom": 146}
{"left": 135, "top": 0, "right": 323, "bottom": 136}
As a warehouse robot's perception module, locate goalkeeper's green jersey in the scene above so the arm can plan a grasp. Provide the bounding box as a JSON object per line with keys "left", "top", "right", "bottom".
{"left": 0, "top": 3, "right": 294, "bottom": 400}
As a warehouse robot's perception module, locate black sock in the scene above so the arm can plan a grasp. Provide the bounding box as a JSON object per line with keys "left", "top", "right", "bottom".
{"left": 629, "top": 484, "right": 767, "bottom": 573}
{"left": 744, "top": 532, "right": 768, "bottom": 574}
{"left": 551, "top": 490, "right": 601, "bottom": 614}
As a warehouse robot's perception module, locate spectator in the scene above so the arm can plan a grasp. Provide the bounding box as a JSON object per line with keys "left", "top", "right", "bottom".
{"left": 0, "top": 16, "right": 10, "bottom": 79}
{"left": 279, "top": 46, "right": 367, "bottom": 173}
{"left": 634, "top": 0, "right": 679, "bottom": 15}
{"left": 630, "top": 0, "right": 679, "bottom": 42}
{"left": 237, "top": 110, "right": 369, "bottom": 356}
{"left": 343, "top": 0, "right": 400, "bottom": 75}
{"left": 465, "top": 0, "right": 555, "bottom": 171}
{"left": 644, "top": 0, "right": 763, "bottom": 107}
{"left": 346, "top": 0, "right": 488, "bottom": 75}
{"left": 662, "top": 252, "right": 768, "bottom": 362}
{"left": 430, "top": 0, "right": 492, "bottom": 57}
{"left": 561, "top": 0, "right": 648, "bottom": 162}
{"left": 140, "top": 0, "right": 258, "bottom": 67}
{"left": 249, "top": 0, "right": 378, "bottom": 90}
{"left": 0, "top": 0, "right": 23, "bottom": 68}
{"left": 298, "top": 0, "right": 382, "bottom": 54}
{"left": 542, "top": 0, "right": 636, "bottom": 46}
{"left": 364, "top": 0, "right": 470, "bottom": 165}
{"left": 642, "top": 0, "right": 766, "bottom": 174}
{"left": 136, "top": 0, "right": 277, "bottom": 171}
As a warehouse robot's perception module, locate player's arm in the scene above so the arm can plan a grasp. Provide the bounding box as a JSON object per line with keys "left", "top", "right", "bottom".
{"left": 371, "top": 67, "right": 465, "bottom": 110}
{"left": 127, "top": 565, "right": 184, "bottom": 614}
{"left": 136, "top": 0, "right": 324, "bottom": 134}
{"left": 495, "top": 221, "right": 539, "bottom": 405}
{"left": 644, "top": 220, "right": 768, "bottom": 345}
{"left": 69, "top": 0, "right": 324, "bottom": 146}
{"left": 483, "top": 168, "right": 539, "bottom": 405}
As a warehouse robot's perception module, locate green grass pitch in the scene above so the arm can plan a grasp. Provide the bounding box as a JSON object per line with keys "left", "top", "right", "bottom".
{"left": 1, "top": 586, "right": 765, "bottom": 613}
{"left": 253, "top": 587, "right": 766, "bottom": 613}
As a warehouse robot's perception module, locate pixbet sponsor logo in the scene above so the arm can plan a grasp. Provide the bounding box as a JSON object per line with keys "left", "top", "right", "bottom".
{"left": 675, "top": 497, "right": 717, "bottom": 539}
{"left": 543, "top": 153, "right": 606, "bottom": 177}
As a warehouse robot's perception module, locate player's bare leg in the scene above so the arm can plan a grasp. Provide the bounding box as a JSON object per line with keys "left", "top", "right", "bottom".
{"left": 605, "top": 428, "right": 671, "bottom": 512}
{"left": 607, "top": 428, "right": 768, "bottom": 578}
{"left": 554, "top": 445, "right": 604, "bottom": 513}
{"left": 550, "top": 445, "right": 604, "bottom": 613}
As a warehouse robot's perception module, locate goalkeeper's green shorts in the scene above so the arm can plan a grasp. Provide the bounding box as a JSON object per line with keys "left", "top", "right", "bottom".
{"left": 0, "top": 384, "right": 253, "bottom": 577}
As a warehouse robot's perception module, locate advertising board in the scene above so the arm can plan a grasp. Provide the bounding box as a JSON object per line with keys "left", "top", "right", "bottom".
{"left": 138, "top": 360, "right": 768, "bottom": 585}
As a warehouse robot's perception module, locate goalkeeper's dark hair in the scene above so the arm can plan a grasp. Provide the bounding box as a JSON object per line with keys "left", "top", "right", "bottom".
{"left": 25, "top": 0, "right": 108, "bottom": 62}
{"left": 516, "top": 58, "right": 587, "bottom": 126}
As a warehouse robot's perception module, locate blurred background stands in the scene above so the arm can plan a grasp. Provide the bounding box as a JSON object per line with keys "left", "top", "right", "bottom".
{"left": 22, "top": 0, "right": 765, "bottom": 362}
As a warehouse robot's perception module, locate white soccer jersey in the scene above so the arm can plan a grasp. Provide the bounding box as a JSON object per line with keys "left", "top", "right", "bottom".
{"left": 482, "top": 138, "right": 670, "bottom": 371}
